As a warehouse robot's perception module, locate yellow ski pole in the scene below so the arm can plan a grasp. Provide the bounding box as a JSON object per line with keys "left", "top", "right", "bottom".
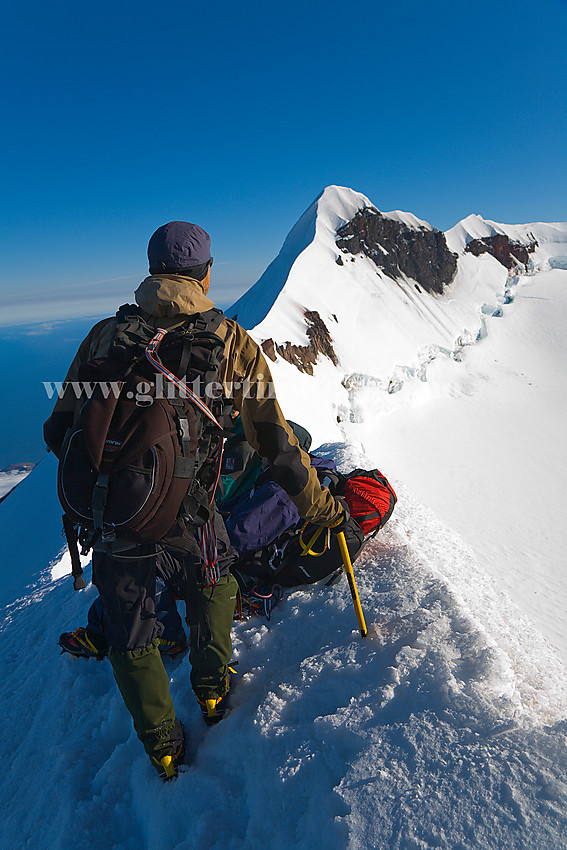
{"left": 337, "top": 531, "right": 368, "bottom": 638}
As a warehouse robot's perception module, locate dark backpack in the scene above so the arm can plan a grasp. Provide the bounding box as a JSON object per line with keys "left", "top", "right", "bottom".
{"left": 57, "top": 304, "right": 230, "bottom": 559}
{"left": 231, "top": 466, "right": 397, "bottom": 616}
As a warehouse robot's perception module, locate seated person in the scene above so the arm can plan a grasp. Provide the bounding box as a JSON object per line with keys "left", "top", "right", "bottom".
{"left": 60, "top": 419, "right": 368, "bottom": 657}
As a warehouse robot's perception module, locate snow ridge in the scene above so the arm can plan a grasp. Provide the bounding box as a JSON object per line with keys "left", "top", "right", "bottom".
{"left": 1, "top": 453, "right": 566, "bottom": 848}
{"left": 2, "top": 185, "right": 567, "bottom": 847}
{"left": 229, "top": 186, "right": 372, "bottom": 330}
{"left": 445, "top": 214, "right": 567, "bottom": 266}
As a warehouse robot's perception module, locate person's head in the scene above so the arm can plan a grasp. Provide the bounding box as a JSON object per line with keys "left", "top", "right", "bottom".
{"left": 147, "top": 221, "right": 213, "bottom": 292}
{"left": 286, "top": 420, "right": 312, "bottom": 452}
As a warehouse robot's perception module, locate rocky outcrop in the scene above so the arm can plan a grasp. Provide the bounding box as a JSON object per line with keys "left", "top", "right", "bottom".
{"left": 335, "top": 207, "right": 458, "bottom": 294}
{"left": 261, "top": 310, "right": 338, "bottom": 375}
{"left": 260, "top": 338, "right": 278, "bottom": 363}
{"left": 464, "top": 234, "right": 538, "bottom": 270}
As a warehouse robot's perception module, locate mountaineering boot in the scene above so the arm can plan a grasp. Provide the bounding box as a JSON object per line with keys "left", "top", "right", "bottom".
{"left": 149, "top": 717, "right": 186, "bottom": 781}
{"left": 158, "top": 635, "right": 189, "bottom": 657}
{"left": 58, "top": 627, "right": 106, "bottom": 660}
{"left": 195, "top": 671, "right": 232, "bottom": 726}
{"left": 59, "top": 627, "right": 187, "bottom": 660}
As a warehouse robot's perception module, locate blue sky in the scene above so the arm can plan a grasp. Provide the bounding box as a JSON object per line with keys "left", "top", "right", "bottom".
{"left": 1, "top": 0, "right": 566, "bottom": 324}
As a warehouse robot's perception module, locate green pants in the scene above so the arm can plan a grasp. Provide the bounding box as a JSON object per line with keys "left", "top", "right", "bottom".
{"left": 189, "top": 575, "right": 239, "bottom": 697}
{"left": 108, "top": 574, "right": 238, "bottom": 759}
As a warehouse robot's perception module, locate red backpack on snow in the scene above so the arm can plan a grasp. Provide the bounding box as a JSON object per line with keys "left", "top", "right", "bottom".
{"left": 341, "top": 469, "right": 397, "bottom": 536}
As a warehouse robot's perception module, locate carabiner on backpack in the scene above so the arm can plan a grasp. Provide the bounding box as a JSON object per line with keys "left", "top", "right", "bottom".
{"left": 298, "top": 523, "right": 329, "bottom": 557}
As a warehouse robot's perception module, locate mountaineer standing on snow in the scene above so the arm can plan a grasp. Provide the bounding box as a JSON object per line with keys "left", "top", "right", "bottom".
{"left": 44, "top": 221, "right": 348, "bottom": 779}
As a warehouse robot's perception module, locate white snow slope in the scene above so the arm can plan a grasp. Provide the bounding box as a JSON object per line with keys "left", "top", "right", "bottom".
{"left": 231, "top": 186, "right": 567, "bottom": 663}
{"left": 1, "top": 186, "right": 566, "bottom": 849}
{"left": 0, "top": 468, "right": 31, "bottom": 500}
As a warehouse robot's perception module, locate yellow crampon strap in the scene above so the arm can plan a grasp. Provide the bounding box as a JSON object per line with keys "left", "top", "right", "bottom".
{"left": 159, "top": 755, "right": 176, "bottom": 780}
{"left": 72, "top": 629, "right": 101, "bottom": 657}
{"left": 298, "top": 523, "right": 329, "bottom": 557}
{"left": 205, "top": 698, "right": 219, "bottom": 718}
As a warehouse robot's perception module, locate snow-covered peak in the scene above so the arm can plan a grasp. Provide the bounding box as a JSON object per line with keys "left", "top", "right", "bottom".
{"left": 228, "top": 186, "right": 371, "bottom": 330}
{"left": 228, "top": 187, "right": 567, "bottom": 408}
{"left": 228, "top": 186, "right": 439, "bottom": 331}
{"left": 277, "top": 185, "right": 372, "bottom": 263}
{"left": 382, "top": 208, "right": 433, "bottom": 231}
{"left": 444, "top": 214, "right": 501, "bottom": 253}
{"left": 311, "top": 184, "right": 374, "bottom": 234}
{"left": 313, "top": 185, "right": 433, "bottom": 234}
{"left": 445, "top": 213, "right": 567, "bottom": 263}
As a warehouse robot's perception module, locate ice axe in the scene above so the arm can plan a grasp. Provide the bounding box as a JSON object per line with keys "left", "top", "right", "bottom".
{"left": 299, "top": 524, "right": 368, "bottom": 638}
{"left": 337, "top": 530, "right": 368, "bottom": 638}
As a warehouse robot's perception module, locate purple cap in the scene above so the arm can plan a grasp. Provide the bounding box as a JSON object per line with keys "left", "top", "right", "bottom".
{"left": 148, "top": 221, "right": 211, "bottom": 274}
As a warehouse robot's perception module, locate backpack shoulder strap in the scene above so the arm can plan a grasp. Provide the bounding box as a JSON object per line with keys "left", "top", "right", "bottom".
{"left": 194, "top": 307, "right": 225, "bottom": 335}
{"left": 115, "top": 304, "right": 225, "bottom": 334}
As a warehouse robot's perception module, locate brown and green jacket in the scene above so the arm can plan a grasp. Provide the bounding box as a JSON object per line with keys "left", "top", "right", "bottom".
{"left": 46, "top": 274, "right": 341, "bottom": 526}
